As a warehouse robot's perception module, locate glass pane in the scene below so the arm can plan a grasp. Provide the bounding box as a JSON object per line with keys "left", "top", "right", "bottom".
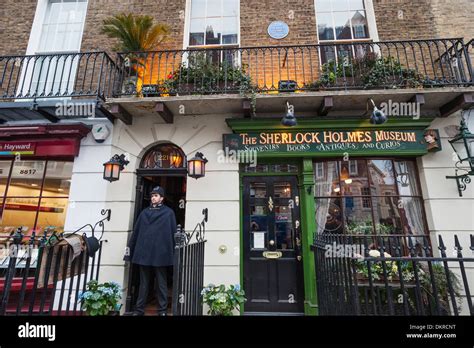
{"left": 250, "top": 205, "right": 268, "bottom": 232}
{"left": 191, "top": 0, "right": 206, "bottom": 18}
{"left": 275, "top": 205, "right": 293, "bottom": 250}
{"left": 274, "top": 182, "right": 291, "bottom": 198}
{"left": 0, "top": 161, "right": 12, "bottom": 196}
{"left": 332, "top": 0, "right": 349, "bottom": 11}
{"left": 255, "top": 165, "right": 269, "bottom": 172}
{"left": 314, "top": 161, "right": 339, "bottom": 197}
{"left": 344, "top": 197, "right": 374, "bottom": 235}
{"left": 205, "top": 17, "right": 222, "bottom": 45}
{"left": 0, "top": 197, "right": 40, "bottom": 237}
{"left": 222, "top": 17, "right": 238, "bottom": 44}
{"left": 250, "top": 182, "right": 266, "bottom": 198}
{"left": 317, "top": 13, "right": 334, "bottom": 40}
{"left": 351, "top": 10, "right": 369, "bottom": 39}
{"left": 36, "top": 198, "right": 69, "bottom": 234}
{"left": 399, "top": 197, "right": 426, "bottom": 235}
{"left": 349, "top": 0, "right": 365, "bottom": 10}
{"left": 316, "top": 0, "right": 332, "bottom": 12}
{"left": 8, "top": 161, "right": 46, "bottom": 197}
{"left": 320, "top": 45, "right": 336, "bottom": 65}
{"left": 394, "top": 161, "right": 420, "bottom": 196}
{"left": 372, "top": 197, "right": 402, "bottom": 235}
{"left": 190, "top": 18, "right": 205, "bottom": 46}
{"left": 207, "top": 0, "right": 222, "bottom": 17}
{"left": 334, "top": 12, "right": 352, "bottom": 40}
{"left": 43, "top": 162, "right": 73, "bottom": 196}
{"left": 315, "top": 198, "right": 343, "bottom": 234}
{"left": 340, "top": 160, "right": 369, "bottom": 195}
{"left": 223, "top": 0, "right": 238, "bottom": 16}
{"left": 141, "top": 144, "right": 185, "bottom": 169}
{"left": 367, "top": 160, "right": 397, "bottom": 196}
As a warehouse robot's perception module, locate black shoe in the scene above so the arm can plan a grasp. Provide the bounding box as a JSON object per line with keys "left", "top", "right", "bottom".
{"left": 132, "top": 311, "right": 144, "bottom": 316}
{"left": 157, "top": 312, "right": 167, "bottom": 316}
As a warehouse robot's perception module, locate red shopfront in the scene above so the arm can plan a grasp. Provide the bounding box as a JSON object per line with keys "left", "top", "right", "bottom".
{"left": 0, "top": 124, "right": 90, "bottom": 240}
{"left": 0, "top": 124, "right": 90, "bottom": 313}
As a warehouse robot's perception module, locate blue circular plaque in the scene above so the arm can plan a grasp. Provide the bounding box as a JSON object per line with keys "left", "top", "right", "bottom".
{"left": 267, "top": 21, "right": 289, "bottom": 40}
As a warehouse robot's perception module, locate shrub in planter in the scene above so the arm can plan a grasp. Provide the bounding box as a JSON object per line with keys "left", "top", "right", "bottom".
{"left": 163, "top": 54, "right": 253, "bottom": 95}
{"left": 79, "top": 280, "right": 122, "bottom": 316}
{"left": 201, "top": 284, "right": 246, "bottom": 316}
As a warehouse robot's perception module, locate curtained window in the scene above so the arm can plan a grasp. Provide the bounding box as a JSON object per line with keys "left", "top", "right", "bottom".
{"left": 313, "top": 159, "right": 428, "bottom": 240}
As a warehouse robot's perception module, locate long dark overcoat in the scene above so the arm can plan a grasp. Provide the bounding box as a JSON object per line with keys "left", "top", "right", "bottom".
{"left": 125, "top": 204, "right": 177, "bottom": 267}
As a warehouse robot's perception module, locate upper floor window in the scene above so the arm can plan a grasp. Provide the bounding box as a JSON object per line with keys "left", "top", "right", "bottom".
{"left": 315, "top": 0, "right": 369, "bottom": 42}
{"left": 188, "top": 0, "right": 239, "bottom": 47}
{"left": 315, "top": 0, "right": 373, "bottom": 64}
{"left": 37, "top": 0, "right": 88, "bottom": 53}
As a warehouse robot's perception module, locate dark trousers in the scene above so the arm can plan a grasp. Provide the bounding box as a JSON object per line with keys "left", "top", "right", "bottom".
{"left": 135, "top": 265, "right": 168, "bottom": 315}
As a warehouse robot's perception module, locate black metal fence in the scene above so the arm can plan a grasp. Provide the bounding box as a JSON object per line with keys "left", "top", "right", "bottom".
{"left": 115, "top": 38, "right": 473, "bottom": 97}
{"left": 0, "top": 52, "right": 119, "bottom": 101}
{"left": 172, "top": 209, "right": 207, "bottom": 316}
{"left": 0, "top": 210, "right": 109, "bottom": 316}
{"left": 312, "top": 233, "right": 474, "bottom": 316}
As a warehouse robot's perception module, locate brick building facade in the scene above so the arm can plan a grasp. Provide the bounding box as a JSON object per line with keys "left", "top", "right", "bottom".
{"left": 0, "top": 1, "right": 472, "bottom": 317}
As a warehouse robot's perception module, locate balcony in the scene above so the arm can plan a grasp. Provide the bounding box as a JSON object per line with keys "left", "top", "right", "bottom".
{"left": 0, "top": 39, "right": 473, "bottom": 124}
{"left": 0, "top": 52, "right": 118, "bottom": 122}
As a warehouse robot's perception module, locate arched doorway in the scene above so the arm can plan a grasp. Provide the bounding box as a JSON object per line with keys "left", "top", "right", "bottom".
{"left": 125, "top": 143, "right": 187, "bottom": 315}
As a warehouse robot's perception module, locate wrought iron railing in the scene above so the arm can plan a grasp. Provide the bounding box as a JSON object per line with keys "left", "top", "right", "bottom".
{"left": 115, "top": 38, "right": 474, "bottom": 97}
{"left": 312, "top": 233, "right": 474, "bottom": 316}
{"left": 172, "top": 208, "right": 207, "bottom": 316}
{"left": 0, "top": 52, "right": 119, "bottom": 101}
{"left": 0, "top": 209, "right": 110, "bottom": 315}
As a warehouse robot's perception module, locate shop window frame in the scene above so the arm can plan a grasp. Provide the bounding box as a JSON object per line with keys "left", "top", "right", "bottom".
{"left": 313, "top": 157, "right": 430, "bottom": 238}
{"left": 0, "top": 158, "right": 73, "bottom": 237}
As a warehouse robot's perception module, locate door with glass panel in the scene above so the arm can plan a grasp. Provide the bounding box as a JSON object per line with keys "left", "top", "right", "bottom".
{"left": 242, "top": 176, "right": 304, "bottom": 314}
{"left": 20, "top": 0, "right": 88, "bottom": 98}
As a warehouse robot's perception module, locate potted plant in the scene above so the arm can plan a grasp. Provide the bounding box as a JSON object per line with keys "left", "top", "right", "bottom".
{"left": 201, "top": 283, "right": 246, "bottom": 316}
{"left": 79, "top": 280, "right": 122, "bottom": 316}
{"left": 102, "top": 13, "right": 170, "bottom": 95}
{"left": 419, "top": 263, "right": 462, "bottom": 314}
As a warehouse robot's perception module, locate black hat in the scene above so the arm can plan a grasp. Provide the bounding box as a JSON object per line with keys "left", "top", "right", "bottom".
{"left": 83, "top": 235, "right": 101, "bottom": 257}
{"left": 151, "top": 186, "right": 165, "bottom": 197}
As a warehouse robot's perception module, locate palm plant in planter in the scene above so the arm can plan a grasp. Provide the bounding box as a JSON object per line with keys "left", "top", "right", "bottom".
{"left": 102, "top": 13, "right": 170, "bottom": 95}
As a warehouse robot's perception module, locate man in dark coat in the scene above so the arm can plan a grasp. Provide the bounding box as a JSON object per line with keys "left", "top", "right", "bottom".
{"left": 124, "top": 186, "right": 177, "bottom": 316}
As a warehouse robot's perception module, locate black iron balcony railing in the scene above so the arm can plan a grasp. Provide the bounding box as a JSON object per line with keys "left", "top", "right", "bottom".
{"left": 115, "top": 38, "right": 474, "bottom": 97}
{"left": 0, "top": 39, "right": 472, "bottom": 102}
{"left": 0, "top": 52, "right": 119, "bottom": 101}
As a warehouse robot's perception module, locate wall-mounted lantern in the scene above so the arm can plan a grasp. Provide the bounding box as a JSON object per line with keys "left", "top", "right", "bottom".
{"left": 446, "top": 117, "right": 474, "bottom": 196}
{"left": 188, "top": 152, "right": 208, "bottom": 179}
{"left": 103, "top": 154, "right": 130, "bottom": 182}
{"left": 281, "top": 101, "right": 297, "bottom": 127}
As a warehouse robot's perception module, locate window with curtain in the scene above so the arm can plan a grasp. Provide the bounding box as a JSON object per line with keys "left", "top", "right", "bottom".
{"left": 186, "top": 0, "right": 240, "bottom": 66}
{"left": 188, "top": 0, "right": 239, "bottom": 47}
{"left": 315, "top": 0, "right": 372, "bottom": 64}
{"left": 27, "top": 0, "right": 88, "bottom": 97}
{"left": 313, "top": 159, "right": 427, "bottom": 238}
{"left": 37, "top": 0, "right": 88, "bottom": 53}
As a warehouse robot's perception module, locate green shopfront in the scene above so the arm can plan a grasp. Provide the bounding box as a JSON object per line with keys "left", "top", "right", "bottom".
{"left": 224, "top": 118, "right": 440, "bottom": 316}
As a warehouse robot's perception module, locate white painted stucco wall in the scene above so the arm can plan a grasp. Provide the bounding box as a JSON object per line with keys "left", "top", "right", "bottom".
{"left": 418, "top": 109, "right": 474, "bottom": 315}
{"left": 63, "top": 113, "right": 241, "bottom": 310}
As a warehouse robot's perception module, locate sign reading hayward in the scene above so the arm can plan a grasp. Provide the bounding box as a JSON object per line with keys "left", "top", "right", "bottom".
{"left": 0, "top": 142, "right": 36, "bottom": 155}
{"left": 223, "top": 129, "right": 440, "bottom": 155}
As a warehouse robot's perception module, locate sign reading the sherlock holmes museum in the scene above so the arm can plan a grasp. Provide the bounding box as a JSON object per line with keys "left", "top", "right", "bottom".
{"left": 223, "top": 130, "right": 440, "bottom": 155}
